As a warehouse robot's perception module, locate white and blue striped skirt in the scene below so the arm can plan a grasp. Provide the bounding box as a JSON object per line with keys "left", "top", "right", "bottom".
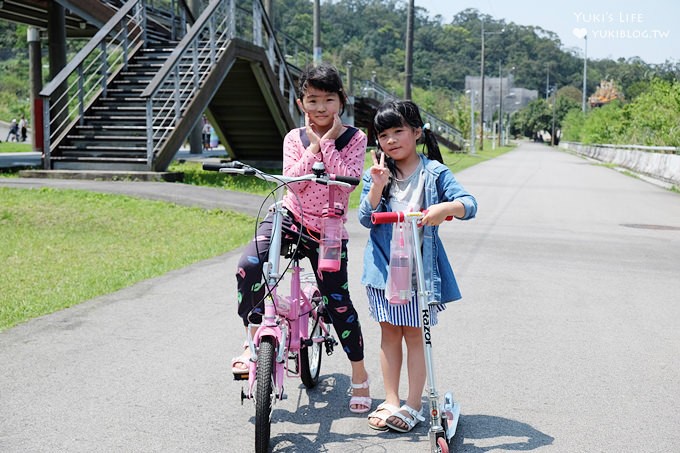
{"left": 365, "top": 286, "right": 446, "bottom": 327}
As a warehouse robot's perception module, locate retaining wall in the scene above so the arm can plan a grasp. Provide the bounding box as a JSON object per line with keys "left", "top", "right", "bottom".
{"left": 560, "top": 142, "right": 680, "bottom": 186}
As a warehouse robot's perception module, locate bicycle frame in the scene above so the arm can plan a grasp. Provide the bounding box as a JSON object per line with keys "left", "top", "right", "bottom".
{"left": 242, "top": 198, "right": 331, "bottom": 401}
{"left": 203, "top": 160, "right": 359, "bottom": 444}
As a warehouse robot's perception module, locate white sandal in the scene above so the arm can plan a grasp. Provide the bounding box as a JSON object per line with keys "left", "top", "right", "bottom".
{"left": 367, "top": 402, "right": 400, "bottom": 431}
{"left": 385, "top": 404, "right": 425, "bottom": 433}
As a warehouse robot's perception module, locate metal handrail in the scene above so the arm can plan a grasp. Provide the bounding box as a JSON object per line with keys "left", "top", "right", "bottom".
{"left": 360, "top": 80, "right": 464, "bottom": 147}
{"left": 141, "top": 0, "right": 300, "bottom": 167}
{"left": 274, "top": 32, "right": 464, "bottom": 149}
{"left": 39, "top": 0, "right": 147, "bottom": 168}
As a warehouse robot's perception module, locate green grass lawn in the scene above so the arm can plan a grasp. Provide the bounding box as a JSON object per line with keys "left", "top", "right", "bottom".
{"left": 1, "top": 140, "right": 514, "bottom": 332}
{"left": 0, "top": 187, "right": 252, "bottom": 331}
{"left": 0, "top": 142, "right": 33, "bottom": 153}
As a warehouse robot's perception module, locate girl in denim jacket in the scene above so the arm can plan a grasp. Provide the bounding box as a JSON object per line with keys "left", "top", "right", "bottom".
{"left": 358, "top": 100, "right": 477, "bottom": 432}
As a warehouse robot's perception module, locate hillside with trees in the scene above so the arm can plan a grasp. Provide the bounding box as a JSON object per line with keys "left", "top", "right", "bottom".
{"left": 1, "top": 0, "right": 679, "bottom": 145}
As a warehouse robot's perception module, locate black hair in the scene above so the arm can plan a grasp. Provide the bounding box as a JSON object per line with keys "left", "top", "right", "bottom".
{"left": 298, "top": 63, "right": 347, "bottom": 116}
{"left": 372, "top": 100, "right": 443, "bottom": 199}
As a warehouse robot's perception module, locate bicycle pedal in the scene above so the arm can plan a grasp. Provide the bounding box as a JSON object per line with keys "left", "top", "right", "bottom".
{"left": 233, "top": 371, "right": 249, "bottom": 381}
{"left": 240, "top": 388, "right": 250, "bottom": 404}
{"left": 324, "top": 337, "right": 336, "bottom": 355}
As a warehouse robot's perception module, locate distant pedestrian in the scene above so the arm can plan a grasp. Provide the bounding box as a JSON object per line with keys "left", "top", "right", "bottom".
{"left": 202, "top": 117, "right": 211, "bottom": 150}
{"left": 19, "top": 115, "right": 27, "bottom": 142}
{"left": 6, "top": 119, "right": 18, "bottom": 142}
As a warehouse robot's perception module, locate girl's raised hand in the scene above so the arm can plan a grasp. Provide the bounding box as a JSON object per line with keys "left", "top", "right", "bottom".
{"left": 321, "top": 113, "right": 343, "bottom": 141}
{"left": 369, "top": 149, "right": 390, "bottom": 188}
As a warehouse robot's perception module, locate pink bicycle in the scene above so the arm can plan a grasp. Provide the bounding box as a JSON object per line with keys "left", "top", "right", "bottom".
{"left": 372, "top": 210, "right": 462, "bottom": 453}
{"left": 203, "top": 160, "right": 359, "bottom": 453}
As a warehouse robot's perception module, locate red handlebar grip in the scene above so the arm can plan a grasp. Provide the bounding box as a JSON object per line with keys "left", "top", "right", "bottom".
{"left": 371, "top": 212, "right": 405, "bottom": 224}
{"left": 371, "top": 210, "right": 454, "bottom": 224}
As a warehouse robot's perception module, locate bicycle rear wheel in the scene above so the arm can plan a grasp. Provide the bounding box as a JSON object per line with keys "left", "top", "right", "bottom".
{"left": 300, "top": 315, "right": 323, "bottom": 387}
{"left": 255, "top": 336, "right": 276, "bottom": 453}
{"left": 300, "top": 289, "right": 323, "bottom": 388}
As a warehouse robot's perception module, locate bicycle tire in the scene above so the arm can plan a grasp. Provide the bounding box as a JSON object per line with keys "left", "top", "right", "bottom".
{"left": 255, "top": 336, "right": 276, "bottom": 453}
{"left": 300, "top": 312, "right": 323, "bottom": 388}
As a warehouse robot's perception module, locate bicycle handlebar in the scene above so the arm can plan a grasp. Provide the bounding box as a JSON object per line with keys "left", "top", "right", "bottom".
{"left": 371, "top": 211, "right": 453, "bottom": 224}
{"left": 202, "top": 161, "right": 359, "bottom": 187}
{"left": 328, "top": 174, "right": 361, "bottom": 186}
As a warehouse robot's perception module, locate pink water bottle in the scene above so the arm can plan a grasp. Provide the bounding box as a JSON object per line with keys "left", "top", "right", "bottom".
{"left": 388, "top": 224, "right": 412, "bottom": 305}
{"left": 388, "top": 254, "right": 411, "bottom": 304}
{"left": 318, "top": 206, "right": 343, "bottom": 272}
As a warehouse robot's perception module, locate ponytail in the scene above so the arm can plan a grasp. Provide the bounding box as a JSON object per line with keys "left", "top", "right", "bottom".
{"left": 421, "top": 123, "right": 443, "bottom": 164}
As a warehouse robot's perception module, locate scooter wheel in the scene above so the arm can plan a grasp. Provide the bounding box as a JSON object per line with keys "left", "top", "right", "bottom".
{"left": 437, "top": 436, "right": 449, "bottom": 453}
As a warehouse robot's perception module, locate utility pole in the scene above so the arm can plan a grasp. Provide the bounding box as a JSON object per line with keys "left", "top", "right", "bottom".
{"left": 479, "top": 21, "right": 485, "bottom": 151}
{"left": 404, "top": 0, "right": 414, "bottom": 100}
{"left": 313, "top": 0, "right": 321, "bottom": 65}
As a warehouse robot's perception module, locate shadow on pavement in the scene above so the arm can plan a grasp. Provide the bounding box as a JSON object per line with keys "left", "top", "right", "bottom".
{"left": 459, "top": 414, "right": 554, "bottom": 452}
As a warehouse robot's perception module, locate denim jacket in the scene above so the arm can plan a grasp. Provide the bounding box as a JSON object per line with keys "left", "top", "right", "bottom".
{"left": 358, "top": 154, "right": 477, "bottom": 304}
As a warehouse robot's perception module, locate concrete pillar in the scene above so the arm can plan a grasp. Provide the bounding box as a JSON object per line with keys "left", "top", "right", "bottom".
{"left": 46, "top": 0, "right": 68, "bottom": 141}
{"left": 47, "top": 3, "right": 67, "bottom": 80}
{"left": 27, "top": 27, "right": 42, "bottom": 153}
{"left": 187, "top": 0, "right": 204, "bottom": 155}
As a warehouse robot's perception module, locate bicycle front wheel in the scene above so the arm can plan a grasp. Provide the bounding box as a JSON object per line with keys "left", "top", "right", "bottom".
{"left": 255, "top": 336, "right": 276, "bottom": 453}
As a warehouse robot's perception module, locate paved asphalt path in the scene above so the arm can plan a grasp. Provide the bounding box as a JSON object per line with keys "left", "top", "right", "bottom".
{"left": 2, "top": 141, "right": 680, "bottom": 452}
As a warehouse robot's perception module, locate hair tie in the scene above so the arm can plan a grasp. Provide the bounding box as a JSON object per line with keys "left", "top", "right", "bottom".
{"left": 422, "top": 122, "right": 431, "bottom": 131}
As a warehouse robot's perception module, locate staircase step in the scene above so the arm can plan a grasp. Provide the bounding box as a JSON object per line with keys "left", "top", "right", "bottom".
{"left": 51, "top": 155, "right": 148, "bottom": 162}
{"left": 74, "top": 125, "right": 148, "bottom": 131}
{"left": 60, "top": 144, "right": 147, "bottom": 153}
{"left": 83, "top": 115, "right": 146, "bottom": 122}
{"left": 66, "top": 134, "right": 145, "bottom": 140}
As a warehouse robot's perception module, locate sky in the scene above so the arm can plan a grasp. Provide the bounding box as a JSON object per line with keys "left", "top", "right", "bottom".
{"left": 414, "top": 0, "right": 678, "bottom": 65}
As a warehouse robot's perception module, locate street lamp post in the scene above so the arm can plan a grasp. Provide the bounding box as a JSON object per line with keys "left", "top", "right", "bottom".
{"left": 466, "top": 89, "right": 476, "bottom": 154}
{"left": 497, "top": 61, "right": 502, "bottom": 148}
{"left": 582, "top": 33, "right": 588, "bottom": 112}
{"left": 313, "top": 0, "right": 321, "bottom": 65}
{"left": 479, "top": 21, "right": 503, "bottom": 151}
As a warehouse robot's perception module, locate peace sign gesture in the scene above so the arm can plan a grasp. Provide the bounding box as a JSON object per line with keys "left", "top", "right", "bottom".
{"left": 369, "top": 149, "right": 390, "bottom": 188}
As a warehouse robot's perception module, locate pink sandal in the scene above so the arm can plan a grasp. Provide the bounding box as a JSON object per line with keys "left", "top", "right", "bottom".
{"left": 349, "top": 378, "right": 371, "bottom": 413}
{"left": 231, "top": 342, "right": 250, "bottom": 378}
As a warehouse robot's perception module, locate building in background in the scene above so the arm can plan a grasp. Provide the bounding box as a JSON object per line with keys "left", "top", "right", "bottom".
{"left": 465, "top": 75, "right": 537, "bottom": 125}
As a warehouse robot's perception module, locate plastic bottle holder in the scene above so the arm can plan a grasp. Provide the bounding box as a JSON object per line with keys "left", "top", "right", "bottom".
{"left": 388, "top": 254, "right": 411, "bottom": 305}
{"left": 318, "top": 216, "right": 342, "bottom": 272}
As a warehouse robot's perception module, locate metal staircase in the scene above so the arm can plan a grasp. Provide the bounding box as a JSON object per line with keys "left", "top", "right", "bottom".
{"left": 53, "top": 44, "right": 178, "bottom": 170}
{"left": 34, "top": 0, "right": 462, "bottom": 172}
{"left": 39, "top": 0, "right": 300, "bottom": 171}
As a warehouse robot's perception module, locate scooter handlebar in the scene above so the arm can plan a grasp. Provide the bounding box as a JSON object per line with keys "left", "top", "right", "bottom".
{"left": 371, "top": 211, "right": 406, "bottom": 224}
{"left": 371, "top": 210, "right": 453, "bottom": 225}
